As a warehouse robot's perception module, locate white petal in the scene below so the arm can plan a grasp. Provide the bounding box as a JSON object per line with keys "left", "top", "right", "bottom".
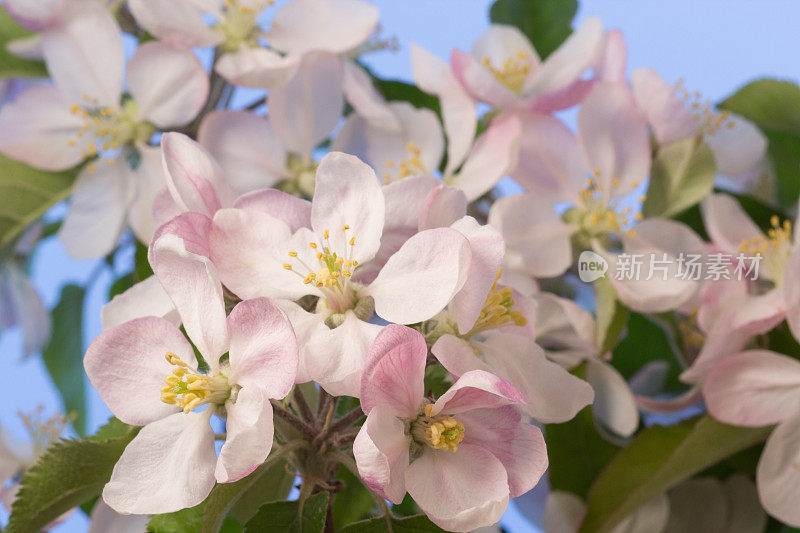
{"left": 101, "top": 276, "right": 179, "bottom": 332}
{"left": 705, "top": 114, "right": 767, "bottom": 177}
{"left": 214, "top": 47, "right": 300, "bottom": 90}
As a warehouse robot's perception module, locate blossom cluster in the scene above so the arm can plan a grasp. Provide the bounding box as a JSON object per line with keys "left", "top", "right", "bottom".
{"left": 0, "top": 1, "right": 796, "bottom": 532}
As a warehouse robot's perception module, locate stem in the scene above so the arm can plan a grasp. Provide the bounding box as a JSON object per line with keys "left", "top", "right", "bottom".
{"left": 244, "top": 96, "right": 266, "bottom": 111}
{"left": 331, "top": 427, "right": 361, "bottom": 447}
{"left": 317, "top": 388, "right": 332, "bottom": 416}
{"left": 293, "top": 387, "right": 315, "bottom": 423}
{"left": 214, "top": 433, "right": 227, "bottom": 440}
{"left": 271, "top": 400, "right": 317, "bottom": 440}
{"left": 329, "top": 451, "right": 394, "bottom": 531}
{"left": 330, "top": 406, "right": 365, "bottom": 433}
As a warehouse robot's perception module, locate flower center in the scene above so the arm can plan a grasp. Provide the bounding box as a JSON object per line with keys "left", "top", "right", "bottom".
{"left": 567, "top": 174, "right": 644, "bottom": 239}
{"left": 675, "top": 81, "right": 735, "bottom": 136}
{"left": 217, "top": 0, "right": 269, "bottom": 52}
{"left": 739, "top": 216, "right": 793, "bottom": 283}
{"left": 410, "top": 404, "right": 465, "bottom": 453}
{"left": 283, "top": 226, "right": 360, "bottom": 312}
{"left": 481, "top": 51, "right": 531, "bottom": 96}
{"left": 381, "top": 141, "right": 426, "bottom": 184}
{"left": 160, "top": 352, "right": 231, "bottom": 414}
{"left": 19, "top": 406, "right": 73, "bottom": 458}
{"left": 467, "top": 269, "right": 526, "bottom": 338}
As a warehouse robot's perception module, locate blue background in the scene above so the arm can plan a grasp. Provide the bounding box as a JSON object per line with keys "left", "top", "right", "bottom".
{"left": 1, "top": 0, "right": 799, "bottom": 530}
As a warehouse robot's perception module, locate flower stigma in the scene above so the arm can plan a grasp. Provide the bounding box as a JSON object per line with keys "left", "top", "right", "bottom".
{"left": 482, "top": 50, "right": 531, "bottom": 96}
{"left": 410, "top": 404, "right": 465, "bottom": 453}
{"left": 381, "top": 141, "right": 426, "bottom": 184}
{"left": 739, "top": 216, "right": 793, "bottom": 283}
{"left": 160, "top": 352, "right": 231, "bottom": 414}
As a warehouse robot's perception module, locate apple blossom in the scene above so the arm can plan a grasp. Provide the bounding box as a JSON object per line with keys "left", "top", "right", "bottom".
{"left": 353, "top": 324, "right": 547, "bottom": 531}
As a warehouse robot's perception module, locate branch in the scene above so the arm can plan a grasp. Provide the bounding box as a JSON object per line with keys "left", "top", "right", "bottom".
{"left": 330, "top": 406, "right": 365, "bottom": 433}
{"left": 292, "top": 386, "right": 315, "bottom": 423}
{"left": 271, "top": 400, "right": 317, "bottom": 440}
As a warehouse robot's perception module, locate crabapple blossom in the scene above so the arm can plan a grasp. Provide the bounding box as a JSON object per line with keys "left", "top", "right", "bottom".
{"left": 353, "top": 325, "right": 547, "bottom": 531}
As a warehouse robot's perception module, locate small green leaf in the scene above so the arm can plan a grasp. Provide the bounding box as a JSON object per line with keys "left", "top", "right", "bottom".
{"left": 41, "top": 284, "right": 87, "bottom": 434}
{"left": 340, "top": 514, "right": 446, "bottom": 532}
{"left": 719, "top": 79, "right": 800, "bottom": 137}
{"left": 593, "top": 276, "right": 628, "bottom": 354}
{"left": 763, "top": 129, "right": 800, "bottom": 208}
{"left": 613, "top": 313, "right": 684, "bottom": 393}
{"left": 642, "top": 137, "right": 717, "bottom": 218}
{"left": 0, "top": 7, "right": 49, "bottom": 79}
{"left": 0, "top": 154, "right": 79, "bottom": 252}
{"left": 373, "top": 79, "right": 441, "bottom": 117}
{"left": 579, "top": 415, "right": 771, "bottom": 533}
{"left": 244, "top": 492, "right": 328, "bottom": 532}
{"left": 6, "top": 420, "right": 140, "bottom": 533}
{"left": 423, "top": 364, "right": 452, "bottom": 399}
{"left": 149, "top": 503, "right": 205, "bottom": 533}
{"left": 489, "top": 0, "right": 578, "bottom": 59}
{"left": 135, "top": 240, "right": 154, "bottom": 281}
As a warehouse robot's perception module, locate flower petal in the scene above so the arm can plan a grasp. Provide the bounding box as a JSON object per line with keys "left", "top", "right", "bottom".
{"left": 127, "top": 0, "right": 222, "bottom": 48}
{"left": 361, "top": 324, "right": 427, "bottom": 417}
{"left": 405, "top": 444, "right": 509, "bottom": 532}
{"left": 418, "top": 184, "right": 468, "bottom": 231}
{"left": 101, "top": 276, "right": 179, "bottom": 332}
{"left": 368, "top": 227, "right": 470, "bottom": 325}
{"left": 127, "top": 42, "right": 209, "bottom": 128}
{"left": 595, "top": 30, "right": 626, "bottom": 83}
{"left": 353, "top": 403, "right": 411, "bottom": 504}
{"left": 233, "top": 189, "right": 312, "bottom": 233}
{"left": 88, "top": 499, "right": 151, "bottom": 533}
{"left": 84, "top": 317, "right": 195, "bottom": 426}
{"left": 102, "top": 411, "right": 216, "bottom": 515}
{"left": 586, "top": 358, "right": 639, "bottom": 438}
{"left": 433, "top": 370, "right": 527, "bottom": 416}
{"left": 226, "top": 298, "right": 298, "bottom": 398}
{"left": 215, "top": 48, "right": 300, "bottom": 90}
{"left": 342, "top": 61, "right": 401, "bottom": 131}
{"left": 216, "top": 387, "right": 274, "bottom": 483}
{"left": 544, "top": 491, "right": 586, "bottom": 533}
{"left": 127, "top": 144, "right": 167, "bottom": 246}
{"left": 4, "top": 0, "right": 61, "bottom": 31}
{"left": 701, "top": 193, "right": 762, "bottom": 255}
{"left": 3, "top": 266, "right": 51, "bottom": 357}
{"left": 705, "top": 114, "right": 767, "bottom": 177}
{"left": 756, "top": 416, "right": 800, "bottom": 528}
{"left": 441, "top": 71, "right": 477, "bottom": 176}
{"left": 630, "top": 68, "right": 696, "bottom": 145}
{"left": 410, "top": 42, "right": 448, "bottom": 95}
{"left": 450, "top": 48, "right": 519, "bottom": 109}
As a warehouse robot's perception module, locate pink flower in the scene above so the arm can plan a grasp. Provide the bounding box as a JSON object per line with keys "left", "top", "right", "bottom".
{"left": 84, "top": 297, "right": 298, "bottom": 514}
{"left": 353, "top": 325, "right": 548, "bottom": 531}
{"left": 704, "top": 350, "right": 800, "bottom": 526}
{"left": 209, "top": 152, "right": 471, "bottom": 396}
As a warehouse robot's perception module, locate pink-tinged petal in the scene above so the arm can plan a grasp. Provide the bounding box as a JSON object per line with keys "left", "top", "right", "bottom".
{"left": 544, "top": 491, "right": 587, "bottom": 533}
{"left": 226, "top": 298, "right": 298, "bottom": 398}
{"left": 432, "top": 334, "right": 491, "bottom": 377}
{"left": 127, "top": 144, "right": 166, "bottom": 246}
{"left": 84, "top": 316, "right": 195, "bottom": 426}
{"left": 405, "top": 444, "right": 509, "bottom": 532}
{"left": 705, "top": 114, "right": 767, "bottom": 177}
{"left": 101, "top": 276, "right": 179, "bottom": 332}
{"left": 488, "top": 194, "right": 574, "bottom": 278}
{"left": 510, "top": 112, "right": 585, "bottom": 202}
{"left": 680, "top": 316, "right": 751, "bottom": 385}
{"left": 578, "top": 82, "right": 650, "bottom": 193}
{"left": 526, "top": 17, "right": 602, "bottom": 96}
{"left": 525, "top": 78, "right": 595, "bottom": 113}
{"left": 199, "top": 111, "right": 288, "bottom": 193}
{"left": 3, "top": 266, "right": 51, "bottom": 357}
{"left": 450, "top": 113, "right": 521, "bottom": 202}
{"left": 361, "top": 325, "right": 427, "bottom": 417}
{"left": 449, "top": 217, "right": 505, "bottom": 334}
{"left": 353, "top": 404, "right": 411, "bottom": 504}
{"left": 458, "top": 406, "right": 548, "bottom": 497}
{"left": 703, "top": 350, "right": 800, "bottom": 427}
{"left": 4, "top": 0, "right": 61, "bottom": 31}
{"left": 161, "top": 132, "right": 236, "bottom": 217}
{"left": 441, "top": 71, "right": 477, "bottom": 176}
{"left": 630, "top": 68, "right": 697, "bottom": 145}
{"left": 586, "top": 359, "right": 639, "bottom": 438}
{"left": 697, "top": 277, "right": 748, "bottom": 334}
{"left": 756, "top": 415, "right": 800, "bottom": 527}
{"left": 331, "top": 114, "right": 370, "bottom": 162}
{"left": 268, "top": 52, "right": 344, "bottom": 156}
{"left": 472, "top": 24, "right": 538, "bottom": 73}
{"left": 623, "top": 218, "right": 707, "bottom": 257}
{"left": 150, "top": 220, "right": 230, "bottom": 367}
{"left": 0, "top": 86, "right": 86, "bottom": 171}
{"left": 635, "top": 386, "right": 703, "bottom": 415}
{"left": 311, "top": 151, "right": 385, "bottom": 264}
{"left": 88, "top": 500, "right": 151, "bottom": 533}
{"left": 342, "top": 61, "right": 401, "bottom": 131}
{"left": 215, "top": 48, "right": 300, "bottom": 90}
{"left": 730, "top": 289, "right": 785, "bottom": 335}
{"left": 419, "top": 184, "right": 468, "bottom": 231}
{"left": 151, "top": 211, "right": 212, "bottom": 258}
{"left": 127, "top": 0, "right": 223, "bottom": 48}
{"left": 152, "top": 188, "right": 182, "bottom": 230}
{"left": 595, "top": 30, "right": 626, "bottom": 82}
{"left": 127, "top": 42, "right": 208, "bottom": 128}
{"left": 533, "top": 292, "right": 596, "bottom": 357}
{"left": 40, "top": 0, "right": 123, "bottom": 106}
{"left": 102, "top": 411, "right": 216, "bottom": 515}
{"left": 450, "top": 48, "right": 519, "bottom": 109}
{"left": 366, "top": 102, "right": 444, "bottom": 183}
{"left": 233, "top": 189, "right": 311, "bottom": 232}
{"left": 701, "top": 193, "right": 762, "bottom": 255}
{"left": 303, "top": 311, "right": 383, "bottom": 397}
{"left": 433, "top": 370, "right": 527, "bottom": 416}
{"left": 784, "top": 247, "right": 800, "bottom": 343}
{"left": 368, "top": 227, "right": 470, "bottom": 325}
{"left": 59, "top": 161, "right": 135, "bottom": 259}
{"left": 273, "top": 300, "right": 327, "bottom": 384}
{"left": 216, "top": 387, "right": 274, "bottom": 483}
{"left": 410, "top": 42, "right": 448, "bottom": 95}
{"left": 266, "top": 0, "right": 378, "bottom": 54}
{"left": 478, "top": 332, "right": 594, "bottom": 423}
{"left": 209, "top": 208, "right": 307, "bottom": 300}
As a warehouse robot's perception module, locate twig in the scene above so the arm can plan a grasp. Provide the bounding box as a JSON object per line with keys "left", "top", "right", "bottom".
{"left": 271, "top": 400, "right": 317, "bottom": 440}
{"left": 293, "top": 386, "right": 315, "bottom": 423}
{"left": 317, "top": 388, "right": 332, "bottom": 416}
{"left": 244, "top": 96, "right": 266, "bottom": 111}
{"left": 330, "top": 406, "right": 365, "bottom": 433}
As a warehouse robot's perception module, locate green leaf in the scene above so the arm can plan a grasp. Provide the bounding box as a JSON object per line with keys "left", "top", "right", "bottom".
{"left": 593, "top": 277, "right": 628, "bottom": 354}
{"left": 373, "top": 79, "right": 441, "bottom": 117}
{"left": 0, "top": 7, "right": 49, "bottom": 79}
{"left": 0, "top": 154, "right": 79, "bottom": 252}
{"left": 202, "top": 456, "right": 295, "bottom": 532}
{"left": 244, "top": 492, "right": 328, "bottom": 532}
{"left": 763, "top": 129, "right": 800, "bottom": 208}
{"left": 546, "top": 401, "right": 621, "bottom": 498}
{"left": 6, "top": 421, "right": 140, "bottom": 533}
{"left": 423, "top": 364, "right": 452, "bottom": 399}
{"left": 642, "top": 137, "right": 717, "bottom": 218}
{"left": 613, "top": 313, "right": 684, "bottom": 392}
{"left": 340, "top": 514, "right": 446, "bottom": 532}
{"left": 149, "top": 504, "right": 205, "bottom": 533}
{"left": 489, "top": 0, "right": 578, "bottom": 59}
{"left": 41, "top": 284, "right": 87, "bottom": 434}
{"left": 332, "top": 465, "right": 375, "bottom": 529}
{"left": 88, "top": 417, "right": 136, "bottom": 442}
{"left": 578, "top": 415, "right": 771, "bottom": 533}
{"left": 719, "top": 79, "right": 800, "bottom": 137}
{"left": 135, "top": 240, "right": 154, "bottom": 281}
